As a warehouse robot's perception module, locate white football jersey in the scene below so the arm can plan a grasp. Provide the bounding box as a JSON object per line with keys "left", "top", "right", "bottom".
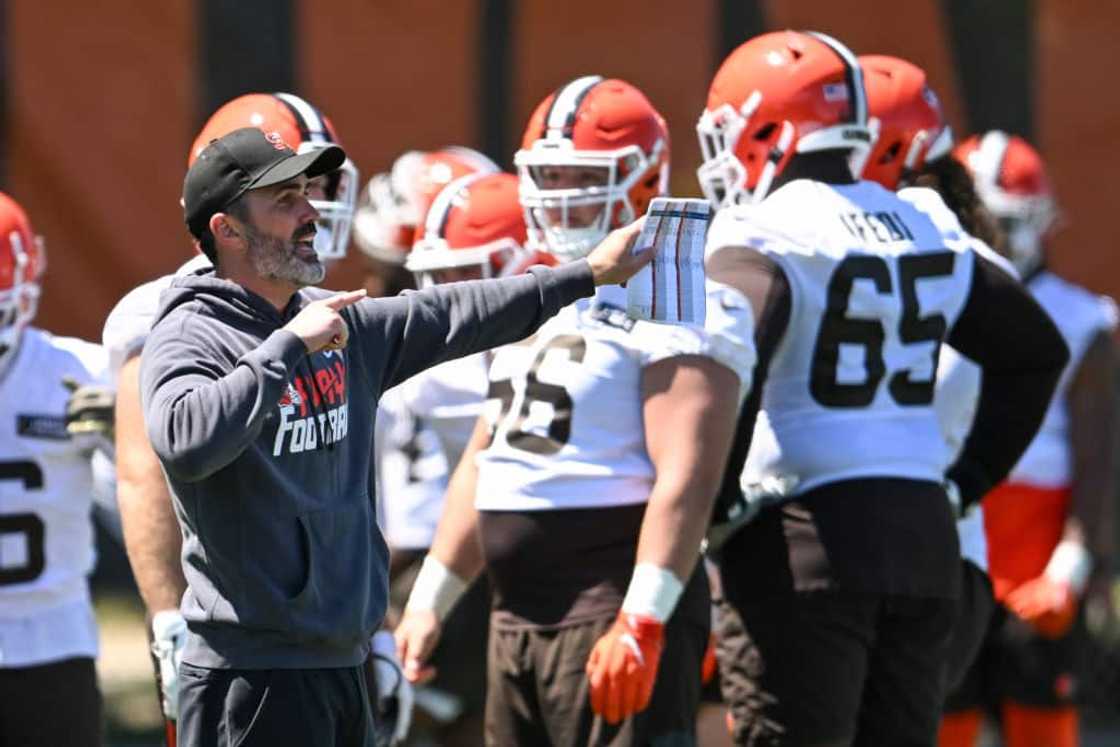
{"left": 376, "top": 353, "right": 489, "bottom": 550}
{"left": 475, "top": 283, "right": 755, "bottom": 511}
{"left": 374, "top": 387, "right": 451, "bottom": 551}
{"left": 102, "top": 254, "right": 210, "bottom": 380}
{"left": 1008, "top": 271, "right": 1118, "bottom": 487}
{"left": 708, "top": 180, "right": 980, "bottom": 496}
{"left": 0, "top": 328, "right": 108, "bottom": 667}
{"left": 397, "top": 353, "right": 490, "bottom": 467}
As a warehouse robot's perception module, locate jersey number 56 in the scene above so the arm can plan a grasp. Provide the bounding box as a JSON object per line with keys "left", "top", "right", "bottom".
{"left": 487, "top": 334, "right": 586, "bottom": 455}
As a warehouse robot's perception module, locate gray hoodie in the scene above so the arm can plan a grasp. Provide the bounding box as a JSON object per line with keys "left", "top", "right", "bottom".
{"left": 140, "top": 261, "right": 594, "bottom": 669}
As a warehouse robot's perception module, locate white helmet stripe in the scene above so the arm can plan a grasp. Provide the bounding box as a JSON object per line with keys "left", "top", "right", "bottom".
{"left": 440, "top": 146, "right": 500, "bottom": 174}
{"left": 804, "top": 31, "right": 867, "bottom": 125}
{"left": 423, "top": 173, "right": 488, "bottom": 239}
{"left": 975, "top": 130, "right": 1011, "bottom": 189}
{"left": 544, "top": 75, "right": 604, "bottom": 141}
{"left": 8, "top": 231, "right": 27, "bottom": 286}
{"left": 274, "top": 92, "right": 331, "bottom": 143}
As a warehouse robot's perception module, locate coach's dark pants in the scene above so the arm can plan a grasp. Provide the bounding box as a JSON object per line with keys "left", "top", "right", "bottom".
{"left": 178, "top": 662, "right": 376, "bottom": 747}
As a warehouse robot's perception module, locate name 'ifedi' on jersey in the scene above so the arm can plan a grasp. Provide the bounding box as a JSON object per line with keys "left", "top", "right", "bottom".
{"left": 839, "top": 210, "right": 916, "bottom": 243}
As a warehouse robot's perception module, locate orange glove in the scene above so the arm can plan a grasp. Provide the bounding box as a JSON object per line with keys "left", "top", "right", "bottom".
{"left": 1004, "top": 575, "right": 1078, "bottom": 638}
{"left": 701, "top": 633, "right": 718, "bottom": 685}
{"left": 587, "top": 613, "right": 665, "bottom": 724}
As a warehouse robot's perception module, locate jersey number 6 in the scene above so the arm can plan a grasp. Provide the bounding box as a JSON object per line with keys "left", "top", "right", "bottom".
{"left": 810, "top": 252, "right": 956, "bottom": 408}
{"left": 0, "top": 460, "right": 46, "bottom": 586}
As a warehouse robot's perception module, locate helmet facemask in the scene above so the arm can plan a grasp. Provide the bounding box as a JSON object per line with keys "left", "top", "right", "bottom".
{"left": 987, "top": 193, "right": 1058, "bottom": 276}
{"left": 351, "top": 173, "right": 415, "bottom": 264}
{"left": 516, "top": 140, "right": 664, "bottom": 262}
{"left": 300, "top": 142, "right": 358, "bottom": 263}
{"left": 0, "top": 230, "right": 43, "bottom": 360}
{"left": 696, "top": 94, "right": 759, "bottom": 208}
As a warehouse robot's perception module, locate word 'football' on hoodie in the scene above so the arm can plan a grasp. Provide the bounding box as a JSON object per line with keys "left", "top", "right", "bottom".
{"left": 140, "top": 261, "right": 595, "bottom": 669}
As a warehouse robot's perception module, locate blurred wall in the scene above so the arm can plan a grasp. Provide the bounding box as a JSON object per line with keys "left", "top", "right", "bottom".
{"left": 3, "top": 0, "right": 1118, "bottom": 342}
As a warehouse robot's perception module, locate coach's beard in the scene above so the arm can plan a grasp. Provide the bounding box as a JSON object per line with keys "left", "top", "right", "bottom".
{"left": 246, "top": 221, "right": 326, "bottom": 287}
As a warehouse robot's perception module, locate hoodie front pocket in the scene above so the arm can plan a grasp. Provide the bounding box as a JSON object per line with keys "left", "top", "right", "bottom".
{"left": 284, "top": 495, "right": 377, "bottom": 646}
{"left": 288, "top": 517, "right": 315, "bottom": 605}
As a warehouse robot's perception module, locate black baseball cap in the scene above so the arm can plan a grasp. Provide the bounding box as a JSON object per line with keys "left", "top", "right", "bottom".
{"left": 183, "top": 127, "right": 345, "bottom": 238}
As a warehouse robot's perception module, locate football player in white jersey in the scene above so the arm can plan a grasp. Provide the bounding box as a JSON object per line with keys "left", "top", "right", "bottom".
{"left": 395, "top": 77, "right": 755, "bottom": 745}
{"left": 858, "top": 53, "right": 1013, "bottom": 701}
{"left": 932, "top": 134, "right": 1118, "bottom": 747}
{"left": 378, "top": 171, "right": 549, "bottom": 745}
{"left": 0, "top": 192, "right": 110, "bottom": 747}
{"left": 693, "top": 31, "right": 1068, "bottom": 745}
{"left": 103, "top": 92, "right": 364, "bottom": 745}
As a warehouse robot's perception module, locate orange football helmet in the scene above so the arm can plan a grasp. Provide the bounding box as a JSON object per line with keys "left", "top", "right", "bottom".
{"left": 954, "top": 132, "right": 1058, "bottom": 275}
{"left": 858, "top": 54, "right": 954, "bottom": 190}
{"left": 352, "top": 147, "right": 499, "bottom": 265}
{"left": 190, "top": 92, "right": 358, "bottom": 261}
{"left": 407, "top": 173, "right": 552, "bottom": 286}
{"left": 515, "top": 76, "right": 669, "bottom": 261}
{"left": 0, "top": 192, "right": 45, "bottom": 355}
{"left": 697, "top": 31, "right": 872, "bottom": 206}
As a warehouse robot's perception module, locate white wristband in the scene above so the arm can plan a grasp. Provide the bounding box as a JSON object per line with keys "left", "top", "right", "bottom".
{"left": 404, "top": 555, "right": 468, "bottom": 622}
{"left": 621, "top": 563, "right": 684, "bottom": 624}
{"left": 1045, "top": 540, "right": 1093, "bottom": 594}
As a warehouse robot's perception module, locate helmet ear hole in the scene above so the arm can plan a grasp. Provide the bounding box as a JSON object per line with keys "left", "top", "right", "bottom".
{"left": 753, "top": 123, "right": 778, "bottom": 142}
{"left": 879, "top": 141, "right": 902, "bottom": 165}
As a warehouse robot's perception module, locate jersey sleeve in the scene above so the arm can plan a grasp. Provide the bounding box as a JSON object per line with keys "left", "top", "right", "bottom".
{"left": 632, "top": 280, "right": 756, "bottom": 388}
{"left": 705, "top": 204, "right": 791, "bottom": 260}
{"left": 102, "top": 258, "right": 211, "bottom": 382}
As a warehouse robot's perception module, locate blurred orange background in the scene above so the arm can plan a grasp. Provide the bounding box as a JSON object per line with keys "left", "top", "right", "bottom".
{"left": 5, "top": 0, "right": 1116, "bottom": 341}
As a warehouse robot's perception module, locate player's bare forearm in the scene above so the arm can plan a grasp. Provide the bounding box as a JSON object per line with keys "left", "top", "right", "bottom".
{"left": 639, "top": 356, "right": 741, "bottom": 579}
{"left": 706, "top": 245, "right": 780, "bottom": 324}
{"left": 427, "top": 414, "right": 490, "bottom": 580}
{"left": 117, "top": 355, "right": 186, "bottom": 613}
{"left": 1067, "top": 330, "right": 1118, "bottom": 562}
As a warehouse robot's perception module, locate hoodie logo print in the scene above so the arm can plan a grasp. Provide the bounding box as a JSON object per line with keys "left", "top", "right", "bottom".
{"left": 272, "top": 358, "right": 349, "bottom": 456}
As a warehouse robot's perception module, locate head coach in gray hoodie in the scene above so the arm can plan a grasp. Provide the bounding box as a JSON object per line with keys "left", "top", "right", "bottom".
{"left": 139, "top": 127, "right": 654, "bottom": 747}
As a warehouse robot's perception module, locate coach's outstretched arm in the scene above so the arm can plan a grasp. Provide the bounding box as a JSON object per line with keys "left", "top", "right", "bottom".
{"left": 142, "top": 221, "right": 651, "bottom": 483}
{"left": 347, "top": 220, "right": 652, "bottom": 390}
{"left": 946, "top": 255, "right": 1070, "bottom": 508}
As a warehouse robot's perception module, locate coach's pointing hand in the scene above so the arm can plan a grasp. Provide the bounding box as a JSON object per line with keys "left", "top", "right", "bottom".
{"left": 284, "top": 289, "right": 367, "bottom": 354}
{"left": 585, "top": 217, "right": 654, "bottom": 287}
